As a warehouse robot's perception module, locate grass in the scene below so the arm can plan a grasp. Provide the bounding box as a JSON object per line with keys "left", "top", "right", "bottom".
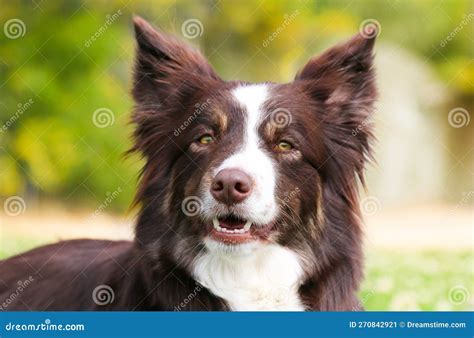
{"left": 0, "top": 235, "right": 46, "bottom": 260}
{"left": 361, "top": 250, "right": 472, "bottom": 310}
{"left": 1, "top": 233, "right": 472, "bottom": 311}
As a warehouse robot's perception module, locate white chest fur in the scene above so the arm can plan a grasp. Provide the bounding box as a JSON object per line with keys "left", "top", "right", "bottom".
{"left": 193, "top": 240, "right": 306, "bottom": 311}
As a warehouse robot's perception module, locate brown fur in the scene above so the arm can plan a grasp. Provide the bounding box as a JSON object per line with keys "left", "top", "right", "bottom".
{"left": 0, "top": 17, "right": 376, "bottom": 311}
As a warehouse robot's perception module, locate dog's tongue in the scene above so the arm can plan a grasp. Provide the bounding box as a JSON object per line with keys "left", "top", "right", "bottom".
{"left": 219, "top": 216, "right": 246, "bottom": 229}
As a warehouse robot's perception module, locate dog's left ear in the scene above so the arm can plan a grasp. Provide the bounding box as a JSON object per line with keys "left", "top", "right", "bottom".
{"left": 295, "top": 30, "right": 376, "bottom": 110}
{"left": 295, "top": 30, "right": 377, "bottom": 186}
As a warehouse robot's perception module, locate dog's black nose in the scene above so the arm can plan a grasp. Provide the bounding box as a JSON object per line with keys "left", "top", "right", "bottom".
{"left": 211, "top": 169, "right": 253, "bottom": 205}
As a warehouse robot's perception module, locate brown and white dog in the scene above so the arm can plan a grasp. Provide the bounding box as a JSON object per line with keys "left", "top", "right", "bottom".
{"left": 0, "top": 17, "right": 377, "bottom": 311}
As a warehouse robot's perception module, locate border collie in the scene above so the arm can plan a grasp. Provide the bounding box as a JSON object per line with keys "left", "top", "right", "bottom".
{"left": 0, "top": 17, "right": 377, "bottom": 311}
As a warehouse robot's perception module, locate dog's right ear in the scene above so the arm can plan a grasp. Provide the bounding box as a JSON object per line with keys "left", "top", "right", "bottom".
{"left": 132, "top": 16, "right": 219, "bottom": 106}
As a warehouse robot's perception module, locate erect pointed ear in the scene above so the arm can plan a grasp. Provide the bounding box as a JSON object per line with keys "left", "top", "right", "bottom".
{"left": 295, "top": 30, "right": 378, "bottom": 189}
{"left": 132, "top": 16, "right": 220, "bottom": 106}
{"left": 295, "top": 30, "right": 376, "bottom": 107}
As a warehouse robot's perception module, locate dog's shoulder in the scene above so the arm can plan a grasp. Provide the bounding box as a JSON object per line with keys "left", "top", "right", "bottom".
{"left": 0, "top": 239, "right": 133, "bottom": 310}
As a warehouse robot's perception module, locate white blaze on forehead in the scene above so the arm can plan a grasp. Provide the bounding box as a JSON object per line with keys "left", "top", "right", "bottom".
{"left": 233, "top": 84, "right": 268, "bottom": 148}
{"left": 211, "top": 84, "right": 277, "bottom": 225}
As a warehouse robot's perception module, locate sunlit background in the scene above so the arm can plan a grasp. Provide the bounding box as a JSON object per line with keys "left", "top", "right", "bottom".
{"left": 1, "top": 0, "right": 473, "bottom": 310}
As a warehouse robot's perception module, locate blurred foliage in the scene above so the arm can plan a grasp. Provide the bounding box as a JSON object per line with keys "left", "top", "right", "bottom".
{"left": 0, "top": 0, "right": 472, "bottom": 211}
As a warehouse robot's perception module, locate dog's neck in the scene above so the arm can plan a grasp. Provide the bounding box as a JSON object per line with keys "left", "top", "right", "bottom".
{"left": 192, "top": 239, "right": 306, "bottom": 311}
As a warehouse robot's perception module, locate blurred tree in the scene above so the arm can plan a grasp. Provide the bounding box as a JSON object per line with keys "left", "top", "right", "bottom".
{"left": 0, "top": 0, "right": 472, "bottom": 211}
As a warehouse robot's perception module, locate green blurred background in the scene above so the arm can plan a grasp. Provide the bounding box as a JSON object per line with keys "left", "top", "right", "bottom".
{"left": 0, "top": 0, "right": 472, "bottom": 310}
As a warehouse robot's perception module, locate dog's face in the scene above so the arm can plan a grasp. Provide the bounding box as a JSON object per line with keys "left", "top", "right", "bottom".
{"left": 132, "top": 17, "right": 376, "bottom": 260}
{"left": 172, "top": 82, "right": 324, "bottom": 252}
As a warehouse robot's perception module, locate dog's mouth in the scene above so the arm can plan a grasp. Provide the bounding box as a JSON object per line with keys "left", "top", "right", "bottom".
{"left": 207, "top": 214, "right": 274, "bottom": 244}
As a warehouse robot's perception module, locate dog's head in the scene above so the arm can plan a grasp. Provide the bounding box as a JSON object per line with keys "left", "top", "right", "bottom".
{"left": 131, "top": 17, "right": 376, "bottom": 263}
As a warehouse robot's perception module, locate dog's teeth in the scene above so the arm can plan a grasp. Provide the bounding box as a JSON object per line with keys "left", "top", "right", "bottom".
{"left": 213, "top": 217, "right": 252, "bottom": 234}
{"left": 243, "top": 221, "right": 252, "bottom": 231}
{"left": 212, "top": 217, "right": 224, "bottom": 232}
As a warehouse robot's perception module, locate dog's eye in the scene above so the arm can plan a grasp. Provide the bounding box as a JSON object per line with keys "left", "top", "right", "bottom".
{"left": 276, "top": 140, "right": 293, "bottom": 151}
{"left": 198, "top": 134, "right": 214, "bottom": 145}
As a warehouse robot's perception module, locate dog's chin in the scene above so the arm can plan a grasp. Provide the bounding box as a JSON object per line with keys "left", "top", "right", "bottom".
{"left": 203, "top": 237, "right": 264, "bottom": 255}
{"left": 202, "top": 213, "right": 275, "bottom": 251}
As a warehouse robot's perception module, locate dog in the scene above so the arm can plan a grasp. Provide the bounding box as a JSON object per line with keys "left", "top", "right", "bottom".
{"left": 0, "top": 16, "right": 376, "bottom": 311}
